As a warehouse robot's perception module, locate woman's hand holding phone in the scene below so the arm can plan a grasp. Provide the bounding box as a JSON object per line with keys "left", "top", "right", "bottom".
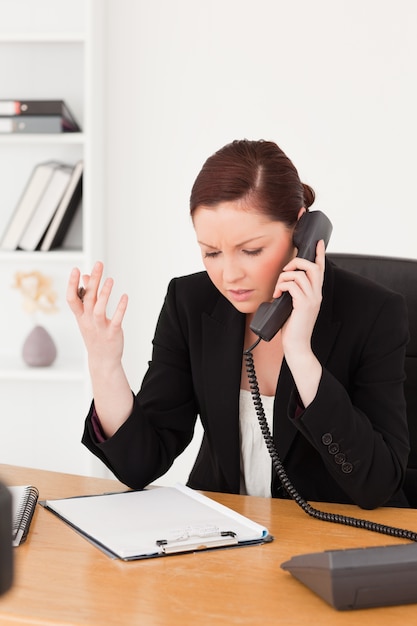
{"left": 276, "top": 239, "right": 326, "bottom": 408}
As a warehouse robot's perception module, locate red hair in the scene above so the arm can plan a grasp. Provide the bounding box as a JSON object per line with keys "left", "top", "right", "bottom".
{"left": 190, "top": 139, "right": 315, "bottom": 225}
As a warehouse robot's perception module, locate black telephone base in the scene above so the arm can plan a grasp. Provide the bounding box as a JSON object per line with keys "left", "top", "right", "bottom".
{"left": 281, "top": 542, "right": 417, "bottom": 610}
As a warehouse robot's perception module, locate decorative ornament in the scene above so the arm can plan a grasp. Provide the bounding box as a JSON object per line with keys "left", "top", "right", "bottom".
{"left": 12, "top": 270, "right": 58, "bottom": 367}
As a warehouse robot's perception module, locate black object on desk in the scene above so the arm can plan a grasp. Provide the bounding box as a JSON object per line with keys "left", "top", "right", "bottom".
{"left": 281, "top": 543, "right": 417, "bottom": 610}
{"left": 0, "top": 482, "right": 13, "bottom": 595}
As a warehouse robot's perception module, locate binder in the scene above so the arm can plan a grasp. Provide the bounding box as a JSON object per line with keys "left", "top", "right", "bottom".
{"left": 0, "top": 99, "right": 80, "bottom": 132}
{"left": 9, "top": 485, "right": 39, "bottom": 547}
{"left": 41, "top": 484, "right": 272, "bottom": 561}
{"left": 18, "top": 164, "right": 73, "bottom": 251}
{"left": 0, "top": 161, "right": 61, "bottom": 250}
{"left": 39, "top": 160, "right": 83, "bottom": 251}
{"left": 0, "top": 116, "right": 64, "bottom": 134}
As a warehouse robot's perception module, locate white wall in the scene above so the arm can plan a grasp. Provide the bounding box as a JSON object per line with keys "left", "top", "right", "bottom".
{"left": 101, "top": 0, "right": 417, "bottom": 484}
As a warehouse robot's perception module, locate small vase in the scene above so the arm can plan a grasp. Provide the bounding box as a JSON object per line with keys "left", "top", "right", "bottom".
{"left": 22, "top": 325, "right": 57, "bottom": 367}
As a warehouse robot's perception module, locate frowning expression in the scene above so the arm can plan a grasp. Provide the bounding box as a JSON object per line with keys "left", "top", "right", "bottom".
{"left": 193, "top": 200, "right": 296, "bottom": 316}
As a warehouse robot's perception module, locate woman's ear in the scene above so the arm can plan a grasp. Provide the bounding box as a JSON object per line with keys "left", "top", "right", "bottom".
{"left": 297, "top": 207, "right": 307, "bottom": 221}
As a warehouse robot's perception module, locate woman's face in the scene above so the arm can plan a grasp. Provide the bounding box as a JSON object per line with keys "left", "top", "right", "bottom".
{"left": 193, "top": 199, "right": 296, "bottom": 317}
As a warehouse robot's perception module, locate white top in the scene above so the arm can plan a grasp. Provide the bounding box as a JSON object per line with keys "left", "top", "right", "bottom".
{"left": 239, "top": 389, "right": 274, "bottom": 497}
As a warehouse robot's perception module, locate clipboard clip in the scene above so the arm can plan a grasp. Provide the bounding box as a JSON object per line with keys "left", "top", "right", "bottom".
{"left": 156, "top": 526, "right": 238, "bottom": 554}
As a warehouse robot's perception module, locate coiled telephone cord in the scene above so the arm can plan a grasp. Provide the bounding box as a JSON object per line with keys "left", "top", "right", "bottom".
{"left": 244, "top": 341, "right": 417, "bottom": 542}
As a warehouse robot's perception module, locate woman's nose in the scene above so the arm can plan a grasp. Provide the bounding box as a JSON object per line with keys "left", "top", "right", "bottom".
{"left": 222, "top": 258, "right": 244, "bottom": 283}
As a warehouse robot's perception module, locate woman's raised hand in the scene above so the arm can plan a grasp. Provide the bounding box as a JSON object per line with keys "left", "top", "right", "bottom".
{"left": 67, "top": 261, "right": 128, "bottom": 371}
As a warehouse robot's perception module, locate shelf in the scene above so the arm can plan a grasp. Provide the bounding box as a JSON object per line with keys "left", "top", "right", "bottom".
{"left": 0, "top": 33, "right": 85, "bottom": 44}
{"left": 0, "top": 356, "right": 85, "bottom": 382}
{"left": 0, "top": 133, "right": 85, "bottom": 145}
{"left": 0, "top": 250, "right": 84, "bottom": 263}
{"left": 0, "top": 0, "right": 104, "bottom": 477}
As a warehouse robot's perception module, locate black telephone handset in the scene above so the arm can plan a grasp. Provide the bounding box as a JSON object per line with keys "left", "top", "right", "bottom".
{"left": 249, "top": 210, "right": 333, "bottom": 342}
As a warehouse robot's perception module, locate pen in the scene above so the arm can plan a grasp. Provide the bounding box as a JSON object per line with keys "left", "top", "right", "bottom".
{"left": 77, "top": 287, "right": 86, "bottom": 303}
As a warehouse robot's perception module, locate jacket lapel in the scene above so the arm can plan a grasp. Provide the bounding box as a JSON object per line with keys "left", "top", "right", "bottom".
{"left": 201, "top": 296, "right": 245, "bottom": 492}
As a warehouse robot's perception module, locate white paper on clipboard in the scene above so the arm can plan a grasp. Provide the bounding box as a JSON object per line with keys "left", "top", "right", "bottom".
{"left": 41, "top": 483, "right": 271, "bottom": 560}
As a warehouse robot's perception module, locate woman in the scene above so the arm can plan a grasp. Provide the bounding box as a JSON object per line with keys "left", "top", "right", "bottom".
{"left": 67, "top": 139, "right": 410, "bottom": 509}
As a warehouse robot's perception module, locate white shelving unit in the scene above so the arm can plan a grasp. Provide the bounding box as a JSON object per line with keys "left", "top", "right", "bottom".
{"left": 0, "top": 0, "right": 107, "bottom": 477}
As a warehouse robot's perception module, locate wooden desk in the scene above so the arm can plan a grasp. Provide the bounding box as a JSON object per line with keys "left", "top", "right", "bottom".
{"left": 1, "top": 464, "right": 417, "bottom": 625}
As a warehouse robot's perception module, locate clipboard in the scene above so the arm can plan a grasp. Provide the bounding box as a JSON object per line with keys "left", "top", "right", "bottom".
{"left": 40, "top": 484, "right": 272, "bottom": 560}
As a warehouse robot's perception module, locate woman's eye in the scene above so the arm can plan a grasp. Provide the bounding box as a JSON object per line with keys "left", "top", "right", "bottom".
{"left": 204, "top": 250, "right": 221, "bottom": 258}
{"left": 243, "top": 248, "right": 263, "bottom": 256}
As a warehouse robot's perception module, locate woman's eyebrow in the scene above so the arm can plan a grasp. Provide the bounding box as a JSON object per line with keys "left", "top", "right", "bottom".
{"left": 197, "top": 236, "right": 265, "bottom": 248}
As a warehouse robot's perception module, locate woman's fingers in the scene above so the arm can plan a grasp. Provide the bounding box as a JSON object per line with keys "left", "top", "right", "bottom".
{"left": 273, "top": 240, "right": 325, "bottom": 299}
{"left": 111, "top": 294, "right": 129, "bottom": 328}
{"left": 92, "top": 277, "right": 115, "bottom": 328}
{"left": 81, "top": 262, "right": 103, "bottom": 308}
{"left": 67, "top": 262, "right": 107, "bottom": 318}
{"left": 67, "top": 267, "right": 84, "bottom": 314}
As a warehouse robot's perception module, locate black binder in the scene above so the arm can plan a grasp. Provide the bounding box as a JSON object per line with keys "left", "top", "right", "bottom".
{"left": 0, "top": 99, "right": 80, "bottom": 132}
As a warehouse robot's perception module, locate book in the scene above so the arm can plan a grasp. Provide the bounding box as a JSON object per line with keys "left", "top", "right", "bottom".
{"left": 59, "top": 200, "right": 82, "bottom": 250}
{"left": 41, "top": 484, "right": 271, "bottom": 561}
{"left": 0, "top": 99, "right": 80, "bottom": 132}
{"left": 40, "top": 160, "right": 83, "bottom": 251}
{"left": 9, "top": 485, "right": 39, "bottom": 547}
{"left": 0, "top": 161, "right": 62, "bottom": 250}
{"left": 18, "top": 164, "right": 73, "bottom": 251}
{"left": 0, "top": 116, "right": 65, "bottom": 134}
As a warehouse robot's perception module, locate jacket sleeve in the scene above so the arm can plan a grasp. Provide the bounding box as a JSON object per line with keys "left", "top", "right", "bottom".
{"left": 291, "top": 290, "right": 410, "bottom": 509}
{"left": 82, "top": 278, "right": 198, "bottom": 489}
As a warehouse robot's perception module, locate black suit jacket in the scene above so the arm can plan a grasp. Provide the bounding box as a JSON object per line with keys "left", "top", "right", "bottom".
{"left": 83, "top": 259, "right": 410, "bottom": 508}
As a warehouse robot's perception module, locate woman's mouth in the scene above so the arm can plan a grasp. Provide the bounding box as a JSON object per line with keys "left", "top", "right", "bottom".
{"left": 227, "top": 289, "right": 254, "bottom": 302}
